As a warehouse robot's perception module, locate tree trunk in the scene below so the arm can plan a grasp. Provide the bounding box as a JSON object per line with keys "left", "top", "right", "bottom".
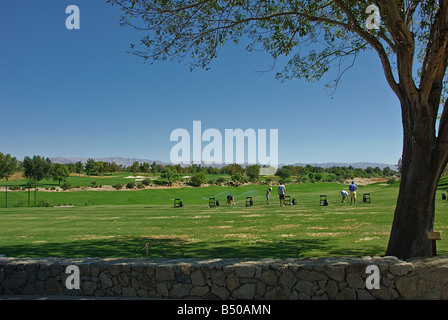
{"left": 386, "top": 94, "right": 448, "bottom": 260}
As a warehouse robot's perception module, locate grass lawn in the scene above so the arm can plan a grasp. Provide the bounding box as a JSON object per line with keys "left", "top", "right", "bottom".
{"left": 0, "top": 177, "right": 447, "bottom": 259}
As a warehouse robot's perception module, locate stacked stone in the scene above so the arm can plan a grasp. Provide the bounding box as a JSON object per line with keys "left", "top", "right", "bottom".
{"left": 1, "top": 256, "right": 447, "bottom": 299}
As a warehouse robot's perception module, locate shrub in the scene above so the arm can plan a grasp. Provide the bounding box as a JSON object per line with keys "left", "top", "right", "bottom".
{"left": 112, "top": 184, "right": 123, "bottom": 190}
{"left": 61, "top": 182, "right": 72, "bottom": 190}
{"left": 137, "top": 182, "right": 145, "bottom": 189}
{"left": 231, "top": 172, "right": 244, "bottom": 183}
{"left": 142, "top": 179, "right": 151, "bottom": 186}
{"left": 388, "top": 177, "right": 398, "bottom": 185}
{"left": 38, "top": 200, "right": 52, "bottom": 207}
{"left": 190, "top": 171, "right": 206, "bottom": 187}
{"left": 126, "top": 181, "right": 136, "bottom": 189}
{"left": 215, "top": 177, "right": 226, "bottom": 185}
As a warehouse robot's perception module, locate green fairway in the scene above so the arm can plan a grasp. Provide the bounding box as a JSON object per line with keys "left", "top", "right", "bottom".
{"left": 0, "top": 180, "right": 447, "bottom": 259}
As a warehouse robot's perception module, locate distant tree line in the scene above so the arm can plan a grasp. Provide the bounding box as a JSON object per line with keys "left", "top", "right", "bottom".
{"left": 0, "top": 152, "right": 408, "bottom": 187}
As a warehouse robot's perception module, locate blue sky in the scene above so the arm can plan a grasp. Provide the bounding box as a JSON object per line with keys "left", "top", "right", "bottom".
{"left": 0, "top": 0, "right": 403, "bottom": 166}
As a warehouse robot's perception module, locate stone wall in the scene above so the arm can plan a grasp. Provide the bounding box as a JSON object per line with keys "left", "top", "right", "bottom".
{"left": 1, "top": 256, "right": 448, "bottom": 300}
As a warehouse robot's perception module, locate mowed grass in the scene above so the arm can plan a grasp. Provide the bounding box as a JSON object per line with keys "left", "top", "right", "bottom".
{"left": 0, "top": 178, "right": 447, "bottom": 259}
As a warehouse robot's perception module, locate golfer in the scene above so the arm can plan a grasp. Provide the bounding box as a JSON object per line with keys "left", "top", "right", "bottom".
{"left": 349, "top": 181, "right": 357, "bottom": 205}
{"left": 278, "top": 182, "right": 286, "bottom": 206}
{"left": 226, "top": 195, "right": 235, "bottom": 206}
{"left": 266, "top": 187, "right": 272, "bottom": 205}
{"left": 340, "top": 190, "right": 349, "bottom": 203}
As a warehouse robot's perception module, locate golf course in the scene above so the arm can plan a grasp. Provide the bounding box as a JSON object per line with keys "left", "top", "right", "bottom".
{"left": 1, "top": 173, "right": 447, "bottom": 259}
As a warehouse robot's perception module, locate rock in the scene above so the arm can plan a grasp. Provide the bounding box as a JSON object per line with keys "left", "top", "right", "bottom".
{"left": 82, "top": 281, "right": 96, "bottom": 295}
{"left": 45, "top": 278, "right": 64, "bottom": 295}
{"left": 170, "top": 283, "right": 190, "bottom": 298}
{"left": 11, "top": 270, "right": 28, "bottom": 288}
{"left": 325, "top": 264, "right": 347, "bottom": 281}
{"left": 336, "top": 287, "right": 356, "bottom": 300}
{"left": 265, "top": 286, "right": 288, "bottom": 300}
{"left": 232, "top": 283, "right": 256, "bottom": 299}
{"left": 325, "top": 280, "right": 339, "bottom": 300}
{"left": 296, "top": 280, "right": 318, "bottom": 296}
{"left": 346, "top": 273, "right": 365, "bottom": 289}
{"left": 395, "top": 266, "right": 448, "bottom": 299}
{"left": 156, "top": 266, "right": 175, "bottom": 281}
{"left": 210, "top": 269, "right": 226, "bottom": 286}
{"left": 191, "top": 286, "right": 209, "bottom": 297}
{"left": 212, "top": 284, "right": 230, "bottom": 299}
{"left": 191, "top": 270, "right": 206, "bottom": 286}
{"left": 261, "top": 270, "right": 278, "bottom": 286}
{"left": 235, "top": 265, "right": 256, "bottom": 278}
{"left": 297, "top": 269, "right": 327, "bottom": 281}
{"left": 278, "top": 270, "right": 297, "bottom": 288}
{"left": 356, "top": 289, "right": 375, "bottom": 300}
{"left": 99, "top": 272, "right": 113, "bottom": 289}
{"left": 226, "top": 272, "right": 240, "bottom": 292}
{"left": 138, "top": 274, "right": 156, "bottom": 290}
{"left": 389, "top": 262, "right": 414, "bottom": 276}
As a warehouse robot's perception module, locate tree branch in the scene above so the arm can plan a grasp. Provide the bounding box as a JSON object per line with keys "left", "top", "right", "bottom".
{"left": 420, "top": 3, "right": 448, "bottom": 104}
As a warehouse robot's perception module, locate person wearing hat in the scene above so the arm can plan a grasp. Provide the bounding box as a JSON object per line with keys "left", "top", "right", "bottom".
{"left": 349, "top": 181, "right": 357, "bottom": 205}
{"left": 266, "top": 187, "right": 272, "bottom": 204}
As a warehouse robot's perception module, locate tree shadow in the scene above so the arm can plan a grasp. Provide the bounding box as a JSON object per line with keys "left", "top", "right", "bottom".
{"left": 0, "top": 236, "right": 386, "bottom": 259}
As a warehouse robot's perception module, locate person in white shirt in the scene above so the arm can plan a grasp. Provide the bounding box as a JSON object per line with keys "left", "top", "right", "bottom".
{"left": 340, "top": 190, "right": 349, "bottom": 203}
{"left": 278, "top": 182, "right": 286, "bottom": 206}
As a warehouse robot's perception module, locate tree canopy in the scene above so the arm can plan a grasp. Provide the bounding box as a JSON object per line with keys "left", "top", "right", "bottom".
{"left": 0, "top": 152, "right": 18, "bottom": 181}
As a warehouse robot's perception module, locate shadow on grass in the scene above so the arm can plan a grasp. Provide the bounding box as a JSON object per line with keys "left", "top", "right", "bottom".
{"left": 1, "top": 236, "right": 386, "bottom": 259}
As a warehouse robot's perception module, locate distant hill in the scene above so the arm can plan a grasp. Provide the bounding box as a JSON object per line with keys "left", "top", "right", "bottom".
{"left": 50, "top": 157, "right": 397, "bottom": 171}
{"left": 289, "top": 162, "right": 398, "bottom": 171}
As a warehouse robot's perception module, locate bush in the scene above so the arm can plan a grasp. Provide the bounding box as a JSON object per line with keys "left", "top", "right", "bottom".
{"left": 190, "top": 171, "right": 206, "bottom": 187}
{"left": 231, "top": 172, "right": 244, "bottom": 183}
{"left": 112, "top": 184, "right": 123, "bottom": 190}
{"left": 215, "top": 177, "right": 226, "bottom": 185}
{"left": 126, "top": 181, "right": 136, "bottom": 189}
{"left": 38, "top": 200, "right": 52, "bottom": 207}
{"left": 137, "top": 182, "right": 145, "bottom": 189}
{"left": 388, "top": 177, "right": 398, "bottom": 185}
{"left": 142, "top": 179, "right": 151, "bottom": 186}
{"left": 61, "top": 182, "right": 72, "bottom": 190}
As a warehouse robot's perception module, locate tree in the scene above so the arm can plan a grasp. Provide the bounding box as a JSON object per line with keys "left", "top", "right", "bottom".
{"left": 276, "top": 167, "right": 292, "bottom": 181}
{"left": 130, "top": 161, "right": 140, "bottom": 173}
{"left": 23, "top": 155, "right": 52, "bottom": 185}
{"left": 85, "top": 158, "right": 96, "bottom": 176}
{"left": 94, "top": 161, "right": 105, "bottom": 176}
{"left": 190, "top": 171, "right": 206, "bottom": 187}
{"left": 246, "top": 164, "right": 261, "bottom": 181}
{"left": 0, "top": 152, "right": 18, "bottom": 181}
{"left": 109, "top": 0, "right": 448, "bottom": 259}
{"left": 160, "top": 167, "right": 180, "bottom": 186}
{"left": 222, "top": 164, "right": 244, "bottom": 176}
{"left": 51, "top": 163, "right": 70, "bottom": 185}
{"left": 140, "top": 162, "right": 150, "bottom": 173}
{"left": 75, "top": 161, "right": 84, "bottom": 176}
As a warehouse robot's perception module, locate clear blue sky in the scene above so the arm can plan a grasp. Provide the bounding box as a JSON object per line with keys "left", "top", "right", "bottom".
{"left": 0, "top": 0, "right": 403, "bottom": 166}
